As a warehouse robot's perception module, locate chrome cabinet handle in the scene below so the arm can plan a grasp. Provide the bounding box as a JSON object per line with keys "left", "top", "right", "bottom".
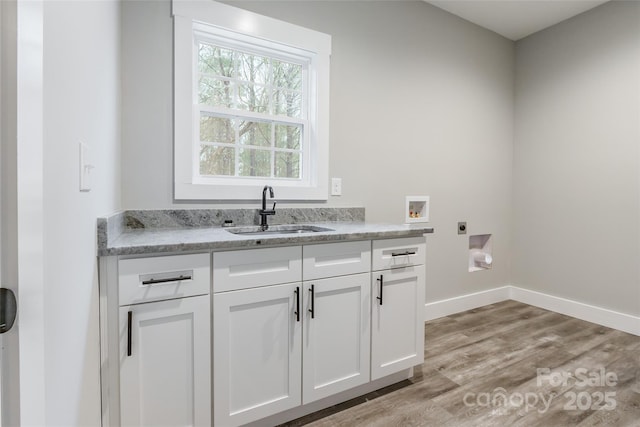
{"left": 294, "top": 287, "right": 300, "bottom": 322}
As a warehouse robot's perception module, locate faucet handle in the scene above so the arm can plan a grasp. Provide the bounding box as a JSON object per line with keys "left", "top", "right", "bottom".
{"left": 272, "top": 201, "right": 277, "bottom": 211}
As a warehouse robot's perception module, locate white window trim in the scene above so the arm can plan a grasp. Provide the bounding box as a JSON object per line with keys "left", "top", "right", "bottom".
{"left": 173, "top": 0, "right": 331, "bottom": 201}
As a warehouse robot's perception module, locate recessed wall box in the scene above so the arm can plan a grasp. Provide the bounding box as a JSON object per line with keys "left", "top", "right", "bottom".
{"left": 469, "top": 234, "right": 492, "bottom": 272}
{"left": 405, "top": 196, "right": 429, "bottom": 224}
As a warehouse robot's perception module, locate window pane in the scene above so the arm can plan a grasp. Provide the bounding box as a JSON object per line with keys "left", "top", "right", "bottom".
{"left": 198, "top": 43, "right": 234, "bottom": 77}
{"left": 272, "top": 60, "right": 302, "bottom": 91}
{"left": 200, "top": 115, "right": 234, "bottom": 143}
{"left": 237, "top": 83, "right": 268, "bottom": 113}
{"left": 198, "top": 76, "right": 233, "bottom": 108}
{"left": 200, "top": 145, "right": 235, "bottom": 176}
{"left": 273, "top": 89, "right": 302, "bottom": 118}
{"left": 274, "top": 124, "right": 301, "bottom": 149}
{"left": 239, "top": 121, "right": 271, "bottom": 147}
{"left": 193, "top": 42, "right": 310, "bottom": 181}
{"left": 275, "top": 151, "right": 300, "bottom": 178}
{"left": 238, "top": 148, "right": 271, "bottom": 177}
{"left": 238, "top": 52, "right": 269, "bottom": 85}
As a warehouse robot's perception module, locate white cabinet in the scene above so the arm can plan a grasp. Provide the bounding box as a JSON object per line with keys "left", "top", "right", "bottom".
{"left": 119, "top": 295, "right": 211, "bottom": 427}
{"left": 102, "top": 253, "right": 212, "bottom": 427}
{"left": 101, "top": 235, "right": 429, "bottom": 427}
{"left": 213, "top": 283, "right": 302, "bottom": 427}
{"left": 371, "top": 238, "right": 425, "bottom": 380}
{"left": 302, "top": 273, "right": 370, "bottom": 404}
{"left": 213, "top": 241, "right": 372, "bottom": 425}
{"left": 213, "top": 247, "right": 303, "bottom": 426}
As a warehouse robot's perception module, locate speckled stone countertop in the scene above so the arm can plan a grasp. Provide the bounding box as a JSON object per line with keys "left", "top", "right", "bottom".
{"left": 97, "top": 208, "right": 434, "bottom": 256}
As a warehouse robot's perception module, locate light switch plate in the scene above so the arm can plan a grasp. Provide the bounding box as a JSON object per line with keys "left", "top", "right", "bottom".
{"left": 79, "top": 142, "right": 92, "bottom": 192}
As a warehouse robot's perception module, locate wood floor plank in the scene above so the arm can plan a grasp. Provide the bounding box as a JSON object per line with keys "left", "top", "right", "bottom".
{"left": 281, "top": 301, "right": 640, "bottom": 427}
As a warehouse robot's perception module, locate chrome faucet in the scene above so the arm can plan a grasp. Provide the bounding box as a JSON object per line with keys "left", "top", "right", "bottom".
{"left": 259, "top": 185, "right": 276, "bottom": 230}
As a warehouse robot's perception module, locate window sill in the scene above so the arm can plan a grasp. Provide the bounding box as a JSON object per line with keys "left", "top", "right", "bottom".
{"left": 174, "top": 181, "right": 328, "bottom": 201}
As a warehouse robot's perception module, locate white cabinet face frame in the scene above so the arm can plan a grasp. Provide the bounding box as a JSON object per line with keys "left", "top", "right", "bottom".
{"left": 302, "top": 273, "right": 371, "bottom": 404}
{"left": 119, "top": 295, "right": 211, "bottom": 427}
{"left": 214, "top": 282, "right": 302, "bottom": 426}
{"left": 370, "top": 265, "right": 425, "bottom": 380}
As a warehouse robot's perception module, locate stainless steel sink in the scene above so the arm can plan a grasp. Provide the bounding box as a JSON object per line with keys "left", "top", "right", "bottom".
{"left": 225, "top": 224, "right": 334, "bottom": 236}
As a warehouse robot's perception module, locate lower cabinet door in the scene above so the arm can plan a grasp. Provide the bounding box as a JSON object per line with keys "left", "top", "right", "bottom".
{"left": 303, "top": 273, "right": 371, "bottom": 404}
{"left": 371, "top": 265, "right": 425, "bottom": 380}
{"left": 214, "top": 283, "right": 302, "bottom": 427}
{"left": 119, "top": 295, "right": 211, "bottom": 427}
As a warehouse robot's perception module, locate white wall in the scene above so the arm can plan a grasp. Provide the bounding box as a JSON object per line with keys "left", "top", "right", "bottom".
{"left": 513, "top": 1, "right": 640, "bottom": 316}
{"left": 42, "top": 0, "right": 121, "bottom": 424}
{"left": 122, "top": 0, "right": 515, "bottom": 304}
{"left": 1, "top": 1, "right": 43, "bottom": 424}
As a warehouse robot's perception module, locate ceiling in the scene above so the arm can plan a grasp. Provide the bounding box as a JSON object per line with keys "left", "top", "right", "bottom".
{"left": 424, "top": 0, "right": 610, "bottom": 40}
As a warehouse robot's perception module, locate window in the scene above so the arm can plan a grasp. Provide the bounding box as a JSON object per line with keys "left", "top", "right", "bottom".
{"left": 173, "top": 0, "right": 331, "bottom": 200}
{"left": 195, "top": 31, "right": 306, "bottom": 181}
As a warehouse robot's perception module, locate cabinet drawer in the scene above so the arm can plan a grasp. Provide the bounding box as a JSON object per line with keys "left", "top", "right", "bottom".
{"left": 118, "top": 253, "right": 210, "bottom": 306}
{"left": 213, "top": 246, "right": 302, "bottom": 293}
{"left": 303, "top": 241, "right": 371, "bottom": 280}
{"left": 372, "top": 237, "right": 426, "bottom": 271}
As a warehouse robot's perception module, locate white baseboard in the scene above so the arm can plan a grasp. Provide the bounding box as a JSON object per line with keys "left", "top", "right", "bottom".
{"left": 424, "top": 285, "right": 640, "bottom": 336}
{"left": 424, "top": 286, "right": 510, "bottom": 321}
{"left": 509, "top": 286, "right": 640, "bottom": 336}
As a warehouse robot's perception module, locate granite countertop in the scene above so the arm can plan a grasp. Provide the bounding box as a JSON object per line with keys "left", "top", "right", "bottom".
{"left": 97, "top": 208, "right": 434, "bottom": 256}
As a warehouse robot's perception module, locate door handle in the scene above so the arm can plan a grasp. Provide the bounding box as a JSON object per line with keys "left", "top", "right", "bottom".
{"left": 0, "top": 288, "right": 17, "bottom": 334}
{"left": 376, "top": 275, "right": 383, "bottom": 305}
{"left": 127, "top": 311, "right": 132, "bottom": 356}
{"left": 308, "top": 284, "right": 315, "bottom": 319}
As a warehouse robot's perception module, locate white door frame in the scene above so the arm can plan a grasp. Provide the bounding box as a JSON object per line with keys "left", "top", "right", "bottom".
{"left": 1, "top": 0, "right": 46, "bottom": 425}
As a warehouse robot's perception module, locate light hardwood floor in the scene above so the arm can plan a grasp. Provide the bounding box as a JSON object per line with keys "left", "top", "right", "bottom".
{"left": 281, "top": 300, "right": 640, "bottom": 427}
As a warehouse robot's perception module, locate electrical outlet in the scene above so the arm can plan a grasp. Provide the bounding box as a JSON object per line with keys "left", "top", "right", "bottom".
{"left": 331, "top": 178, "right": 342, "bottom": 196}
{"left": 458, "top": 222, "right": 467, "bottom": 235}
